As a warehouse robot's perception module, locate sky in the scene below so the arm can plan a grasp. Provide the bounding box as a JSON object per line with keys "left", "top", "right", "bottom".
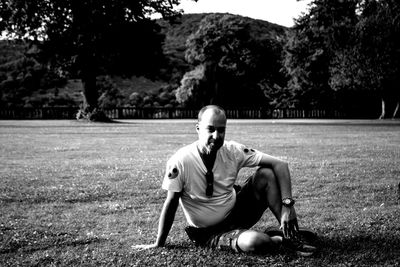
{"left": 177, "top": 0, "right": 313, "bottom": 27}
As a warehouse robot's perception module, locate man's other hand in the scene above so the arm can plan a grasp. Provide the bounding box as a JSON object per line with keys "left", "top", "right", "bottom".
{"left": 132, "top": 243, "right": 159, "bottom": 251}
{"left": 280, "top": 206, "right": 299, "bottom": 239}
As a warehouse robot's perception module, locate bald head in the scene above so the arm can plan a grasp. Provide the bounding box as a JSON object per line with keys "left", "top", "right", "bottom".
{"left": 196, "top": 105, "right": 227, "bottom": 154}
{"left": 197, "top": 105, "right": 226, "bottom": 123}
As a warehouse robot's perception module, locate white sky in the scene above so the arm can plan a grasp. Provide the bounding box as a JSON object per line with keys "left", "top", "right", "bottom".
{"left": 177, "top": 0, "right": 313, "bottom": 27}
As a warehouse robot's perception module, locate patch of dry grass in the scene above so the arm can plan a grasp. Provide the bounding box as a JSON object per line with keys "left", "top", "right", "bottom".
{"left": 1, "top": 119, "right": 399, "bottom": 266}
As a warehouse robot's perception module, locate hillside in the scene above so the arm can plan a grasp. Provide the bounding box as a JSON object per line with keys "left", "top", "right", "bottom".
{"left": 157, "top": 13, "right": 288, "bottom": 80}
{"left": 1, "top": 13, "right": 288, "bottom": 108}
{"left": 159, "top": 13, "right": 287, "bottom": 55}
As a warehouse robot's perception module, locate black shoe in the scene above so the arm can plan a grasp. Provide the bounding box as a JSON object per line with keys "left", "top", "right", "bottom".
{"left": 264, "top": 226, "right": 283, "bottom": 238}
{"left": 264, "top": 227, "right": 318, "bottom": 257}
{"left": 282, "top": 237, "right": 317, "bottom": 257}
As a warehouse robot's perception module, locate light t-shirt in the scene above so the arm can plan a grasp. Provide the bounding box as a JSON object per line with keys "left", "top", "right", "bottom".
{"left": 162, "top": 140, "right": 263, "bottom": 228}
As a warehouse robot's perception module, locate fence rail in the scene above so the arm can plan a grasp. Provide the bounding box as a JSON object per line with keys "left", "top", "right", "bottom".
{"left": 0, "top": 107, "right": 348, "bottom": 120}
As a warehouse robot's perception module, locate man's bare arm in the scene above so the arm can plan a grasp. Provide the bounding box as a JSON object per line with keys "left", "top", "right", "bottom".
{"left": 258, "top": 153, "right": 298, "bottom": 238}
{"left": 133, "top": 190, "right": 181, "bottom": 250}
{"left": 155, "top": 190, "right": 181, "bottom": 246}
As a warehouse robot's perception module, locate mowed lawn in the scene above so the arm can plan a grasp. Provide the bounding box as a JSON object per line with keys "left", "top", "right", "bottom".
{"left": 0, "top": 119, "right": 399, "bottom": 266}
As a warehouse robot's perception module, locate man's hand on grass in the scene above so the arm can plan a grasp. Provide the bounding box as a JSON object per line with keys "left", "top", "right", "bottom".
{"left": 132, "top": 243, "right": 159, "bottom": 251}
{"left": 280, "top": 206, "right": 299, "bottom": 239}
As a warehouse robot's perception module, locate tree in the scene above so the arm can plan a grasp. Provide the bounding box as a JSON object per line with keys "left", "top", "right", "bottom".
{"left": 351, "top": 0, "right": 400, "bottom": 118}
{"left": 325, "top": 0, "right": 400, "bottom": 119}
{"left": 0, "top": 40, "right": 68, "bottom": 108}
{"left": 285, "top": 0, "right": 400, "bottom": 118}
{"left": 176, "top": 13, "right": 285, "bottom": 108}
{"left": 0, "top": 0, "right": 191, "bottom": 121}
{"left": 175, "top": 64, "right": 206, "bottom": 106}
{"left": 283, "top": 0, "right": 359, "bottom": 110}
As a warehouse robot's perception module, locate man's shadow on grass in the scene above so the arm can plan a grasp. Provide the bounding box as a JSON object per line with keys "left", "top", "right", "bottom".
{"left": 315, "top": 234, "right": 400, "bottom": 262}
{"left": 164, "top": 234, "right": 400, "bottom": 261}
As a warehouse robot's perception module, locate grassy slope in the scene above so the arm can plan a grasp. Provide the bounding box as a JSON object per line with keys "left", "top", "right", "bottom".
{"left": 0, "top": 120, "right": 399, "bottom": 266}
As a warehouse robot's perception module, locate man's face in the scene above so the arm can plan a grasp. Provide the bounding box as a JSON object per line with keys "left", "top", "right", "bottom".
{"left": 196, "top": 109, "right": 226, "bottom": 154}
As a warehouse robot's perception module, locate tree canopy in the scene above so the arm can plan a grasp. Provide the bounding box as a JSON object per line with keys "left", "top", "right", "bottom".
{"left": 283, "top": 0, "right": 400, "bottom": 118}
{"left": 0, "top": 0, "right": 190, "bottom": 120}
{"left": 175, "top": 13, "right": 286, "bottom": 109}
{"left": 283, "top": 0, "right": 358, "bottom": 109}
{"left": 1, "top": 0, "right": 399, "bottom": 119}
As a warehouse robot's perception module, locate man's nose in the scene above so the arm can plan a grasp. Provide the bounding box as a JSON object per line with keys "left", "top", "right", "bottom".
{"left": 212, "top": 130, "right": 222, "bottom": 139}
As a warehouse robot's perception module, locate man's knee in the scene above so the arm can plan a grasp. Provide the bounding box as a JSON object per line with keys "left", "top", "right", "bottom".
{"left": 237, "top": 230, "right": 272, "bottom": 253}
{"left": 252, "top": 167, "right": 276, "bottom": 192}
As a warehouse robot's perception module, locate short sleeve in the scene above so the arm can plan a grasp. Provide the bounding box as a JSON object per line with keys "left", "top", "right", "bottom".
{"left": 161, "top": 156, "right": 184, "bottom": 192}
{"left": 229, "top": 141, "right": 263, "bottom": 169}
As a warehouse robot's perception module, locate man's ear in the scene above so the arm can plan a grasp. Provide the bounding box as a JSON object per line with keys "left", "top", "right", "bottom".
{"left": 195, "top": 123, "right": 199, "bottom": 131}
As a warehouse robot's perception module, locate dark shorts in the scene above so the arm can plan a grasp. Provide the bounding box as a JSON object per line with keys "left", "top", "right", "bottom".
{"left": 185, "top": 173, "right": 267, "bottom": 252}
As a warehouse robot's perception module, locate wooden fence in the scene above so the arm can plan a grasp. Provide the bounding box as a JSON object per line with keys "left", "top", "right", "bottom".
{"left": 0, "top": 107, "right": 347, "bottom": 120}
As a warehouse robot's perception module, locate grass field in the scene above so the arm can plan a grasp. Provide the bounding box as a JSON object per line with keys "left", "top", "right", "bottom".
{"left": 1, "top": 119, "right": 399, "bottom": 266}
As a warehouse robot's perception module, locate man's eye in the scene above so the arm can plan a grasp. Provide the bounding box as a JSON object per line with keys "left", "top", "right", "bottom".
{"left": 206, "top": 127, "right": 225, "bottom": 133}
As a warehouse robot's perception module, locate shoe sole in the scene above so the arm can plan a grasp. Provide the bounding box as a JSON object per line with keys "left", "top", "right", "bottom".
{"left": 296, "top": 250, "right": 315, "bottom": 257}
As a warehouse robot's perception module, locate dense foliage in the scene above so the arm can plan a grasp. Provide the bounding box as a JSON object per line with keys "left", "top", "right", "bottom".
{"left": 1, "top": 0, "right": 400, "bottom": 118}
{"left": 0, "top": 0, "right": 188, "bottom": 120}
{"left": 283, "top": 0, "right": 358, "bottom": 109}
{"left": 1, "top": 13, "right": 287, "bottom": 110}
{"left": 283, "top": 0, "right": 400, "bottom": 118}
{"left": 0, "top": 41, "right": 71, "bottom": 108}
{"left": 175, "top": 13, "right": 287, "bottom": 108}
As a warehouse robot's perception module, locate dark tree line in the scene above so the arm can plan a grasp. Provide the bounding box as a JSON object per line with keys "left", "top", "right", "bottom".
{"left": 174, "top": 1, "right": 399, "bottom": 119}
{"left": 0, "top": 0, "right": 192, "bottom": 121}
{"left": 1, "top": 0, "right": 399, "bottom": 119}
{"left": 284, "top": 0, "right": 400, "bottom": 118}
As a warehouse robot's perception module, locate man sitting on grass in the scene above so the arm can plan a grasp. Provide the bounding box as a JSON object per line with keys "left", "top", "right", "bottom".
{"left": 135, "top": 105, "right": 316, "bottom": 256}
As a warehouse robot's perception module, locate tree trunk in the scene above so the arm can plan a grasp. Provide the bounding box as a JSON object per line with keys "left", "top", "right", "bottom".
{"left": 81, "top": 69, "right": 98, "bottom": 112}
{"left": 204, "top": 62, "right": 218, "bottom": 106}
{"left": 378, "top": 98, "right": 386, "bottom": 119}
{"left": 76, "top": 67, "right": 110, "bottom": 122}
{"left": 392, "top": 101, "right": 399, "bottom": 119}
